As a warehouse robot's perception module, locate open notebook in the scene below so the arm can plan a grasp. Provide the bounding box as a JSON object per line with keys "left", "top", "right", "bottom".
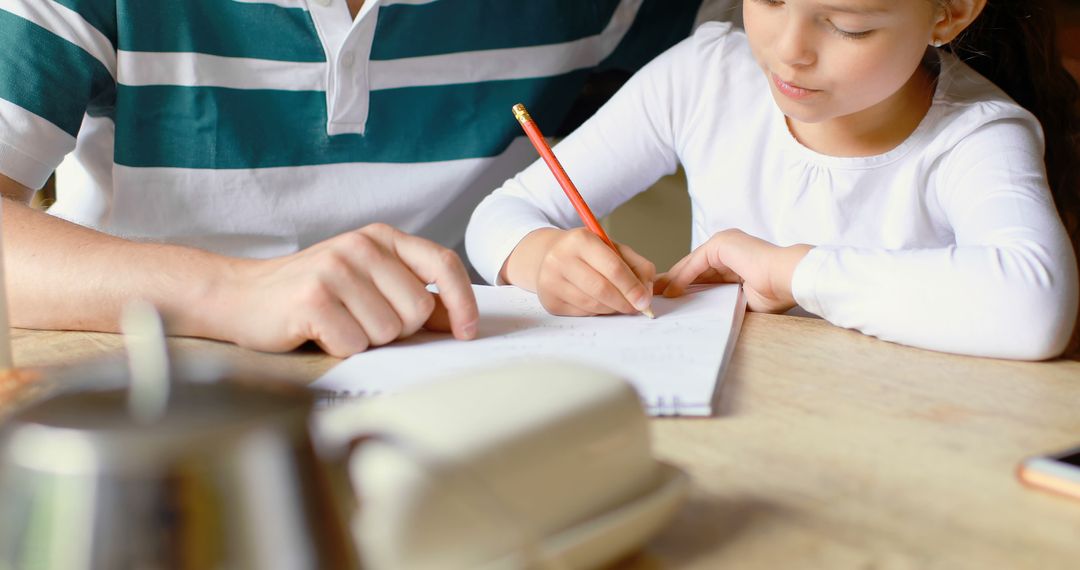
{"left": 311, "top": 284, "right": 745, "bottom": 416}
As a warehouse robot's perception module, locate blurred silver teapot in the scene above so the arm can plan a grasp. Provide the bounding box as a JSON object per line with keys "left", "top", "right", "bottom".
{"left": 0, "top": 351, "right": 360, "bottom": 570}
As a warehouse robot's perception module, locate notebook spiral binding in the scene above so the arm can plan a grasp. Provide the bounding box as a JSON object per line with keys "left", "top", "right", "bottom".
{"left": 646, "top": 395, "right": 685, "bottom": 417}
{"left": 312, "top": 388, "right": 382, "bottom": 408}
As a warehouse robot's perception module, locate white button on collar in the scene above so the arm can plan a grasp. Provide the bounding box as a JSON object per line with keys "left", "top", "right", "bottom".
{"left": 341, "top": 51, "right": 355, "bottom": 67}
{"left": 312, "top": 0, "right": 331, "bottom": 6}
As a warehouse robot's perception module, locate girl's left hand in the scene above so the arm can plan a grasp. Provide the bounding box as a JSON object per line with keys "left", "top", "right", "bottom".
{"left": 656, "top": 229, "right": 813, "bottom": 313}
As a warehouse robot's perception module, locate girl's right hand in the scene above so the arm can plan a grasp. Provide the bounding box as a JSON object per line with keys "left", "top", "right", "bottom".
{"left": 501, "top": 228, "right": 656, "bottom": 316}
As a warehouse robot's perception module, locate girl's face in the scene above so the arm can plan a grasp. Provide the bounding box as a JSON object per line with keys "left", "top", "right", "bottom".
{"left": 743, "top": 0, "right": 940, "bottom": 126}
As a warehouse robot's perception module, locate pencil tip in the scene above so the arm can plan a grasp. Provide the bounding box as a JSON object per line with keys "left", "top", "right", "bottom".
{"left": 642, "top": 307, "right": 656, "bottom": 319}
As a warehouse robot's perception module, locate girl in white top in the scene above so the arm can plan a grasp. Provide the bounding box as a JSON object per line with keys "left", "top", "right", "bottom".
{"left": 466, "top": 0, "right": 1080, "bottom": 360}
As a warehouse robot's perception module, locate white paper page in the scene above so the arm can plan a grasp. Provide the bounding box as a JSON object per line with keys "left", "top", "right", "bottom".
{"left": 311, "top": 284, "right": 745, "bottom": 416}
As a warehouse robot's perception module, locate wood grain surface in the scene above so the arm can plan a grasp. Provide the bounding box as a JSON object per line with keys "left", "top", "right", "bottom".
{"left": 7, "top": 313, "right": 1080, "bottom": 569}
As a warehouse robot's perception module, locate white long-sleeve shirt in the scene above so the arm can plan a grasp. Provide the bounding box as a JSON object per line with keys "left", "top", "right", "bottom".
{"left": 466, "top": 22, "right": 1078, "bottom": 360}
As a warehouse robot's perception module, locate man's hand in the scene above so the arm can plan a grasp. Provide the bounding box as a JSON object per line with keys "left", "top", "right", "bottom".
{"left": 2, "top": 173, "right": 475, "bottom": 356}
{"left": 656, "top": 229, "right": 812, "bottom": 313}
{"left": 218, "top": 223, "right": 478, "bottom": 357}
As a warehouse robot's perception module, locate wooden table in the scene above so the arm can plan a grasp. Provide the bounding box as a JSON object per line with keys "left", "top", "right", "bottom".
{"left": 8, "top": 313, "right": 1080, "bottom": 569}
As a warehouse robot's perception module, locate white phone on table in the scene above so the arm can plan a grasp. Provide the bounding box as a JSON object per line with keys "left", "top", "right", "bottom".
{"left": 1018, "top": 444, "right": 1080, "bottom": 501}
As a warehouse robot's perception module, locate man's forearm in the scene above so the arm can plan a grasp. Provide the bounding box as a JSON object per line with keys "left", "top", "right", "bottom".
{"left": 0, "top": 176, "right": 480, "bottom": 356}
{"left": 3, "top": 197, "right": 238, "bottom": 338}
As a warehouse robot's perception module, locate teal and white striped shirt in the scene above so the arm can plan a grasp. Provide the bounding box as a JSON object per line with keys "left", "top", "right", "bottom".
{"left": 0, "top": 0, "right": 717, "bottom": 259}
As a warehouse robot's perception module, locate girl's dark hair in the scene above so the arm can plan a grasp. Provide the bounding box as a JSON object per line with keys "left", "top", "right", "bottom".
{"left": 941, "top": 0, "right": 1080, "bottom": 357}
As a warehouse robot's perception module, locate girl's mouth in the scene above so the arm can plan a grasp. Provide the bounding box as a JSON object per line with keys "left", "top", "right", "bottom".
{"left": 772, "top": 74, "right": 820, "bottom": 100}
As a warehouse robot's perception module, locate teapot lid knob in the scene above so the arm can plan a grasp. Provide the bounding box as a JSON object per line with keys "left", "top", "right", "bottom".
{"left": 121, "top": 301, "right": 171, "bottom": 424}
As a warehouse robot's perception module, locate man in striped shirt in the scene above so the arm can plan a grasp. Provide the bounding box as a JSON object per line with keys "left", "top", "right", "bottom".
{"left": 0, "top": 0, "right": 728, "bottom": 355}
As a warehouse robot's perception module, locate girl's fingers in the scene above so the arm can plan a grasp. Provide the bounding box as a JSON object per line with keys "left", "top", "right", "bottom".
{"left": 660, "top": 251, "right": 696, "bottom": 291}
{"left": 661, "top": 249, "right": 712, "bottom": 297}
{"left": 534, "top": 229, "right": 655, "bottom": 316}
{"left": 558, "top": 256, "right": 635, "bottom": 314}
{"left": 615, "top": 243, "right": 658, "bottom": 285}
{"left": 663, "top": 248, "right": 741, "bottom": 297}
{"left": 689, "top": 267, "right": 730, "bottom": 286}
{"left": 578, "top": 243, "right": 652, "bottom": 313}
{"left": 540, "top": 277, "right": 619, "bottom": 316}
{"left": 653, "top": 272, "right": 670, "bottom": 294}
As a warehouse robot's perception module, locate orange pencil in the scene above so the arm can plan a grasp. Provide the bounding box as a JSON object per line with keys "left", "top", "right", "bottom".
{"left": 512, "top": 103, "right": 655, "bottom": 319}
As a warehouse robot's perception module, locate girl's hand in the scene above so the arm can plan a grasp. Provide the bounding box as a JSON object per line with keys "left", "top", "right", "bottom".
{"left": 501, "top": 228, "right": 656, "bottom": 316}
{"left": 657, "top": 229, "right": 812, "bottom": 313}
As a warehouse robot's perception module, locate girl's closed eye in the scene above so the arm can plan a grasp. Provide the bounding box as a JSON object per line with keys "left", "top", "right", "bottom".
{"left": 829, "top": 21, "right": 874, "bottom": 39}
{"left": 750, "top": 0, "right": 874, "bottom": 39}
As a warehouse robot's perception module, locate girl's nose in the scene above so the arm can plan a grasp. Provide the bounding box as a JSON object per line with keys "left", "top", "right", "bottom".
{"left": 775, "top": 17, "right": 817, "bottom": 68}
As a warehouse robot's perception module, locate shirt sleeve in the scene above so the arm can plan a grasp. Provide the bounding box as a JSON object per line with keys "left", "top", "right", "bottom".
{"left": 0, "top": 1, "right": 116, "bottom": 189}
{"left": 791, "top": 118, "right": 1079, "bottom": 360}
{"left": 465, "top": 25, "right": 728, "bottom": 285}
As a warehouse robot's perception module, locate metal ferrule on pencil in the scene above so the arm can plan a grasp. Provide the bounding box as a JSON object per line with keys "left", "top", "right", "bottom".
{"left": 512, "top": 103, "right": 533, "bottom": 125}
